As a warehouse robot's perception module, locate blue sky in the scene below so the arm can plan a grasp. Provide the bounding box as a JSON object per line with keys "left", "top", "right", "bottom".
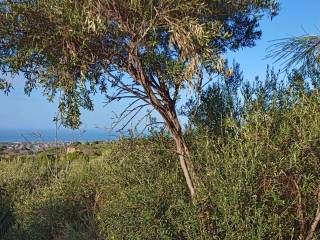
{"left": 1, "top": 0, "right": 320, "bottom": 130}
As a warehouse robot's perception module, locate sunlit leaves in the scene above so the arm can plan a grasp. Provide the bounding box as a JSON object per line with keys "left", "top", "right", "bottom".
{"left": 0, "top": 79, "right": 12, "bottom": 95}
{"left": 267, "top": 35, "right": 320, "bottom": 71}
{"left": 0, "top": 0, "right": 279, "bottom": 128}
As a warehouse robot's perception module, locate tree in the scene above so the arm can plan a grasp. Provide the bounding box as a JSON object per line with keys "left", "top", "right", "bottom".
{"left": 267, "top": 35, "right": 320, "bottom": 72}
{"left": 0, "top": 0, "right": 278, "bottom": 197}
{"left": 182, "top": 61, "right": 243, "bottom": 136}
{"left": 267, "top": 33, "right": 320, "bottom": 91}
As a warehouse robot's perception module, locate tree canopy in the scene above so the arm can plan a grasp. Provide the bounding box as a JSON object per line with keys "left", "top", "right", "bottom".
{"left": 0, "top": 0, "right": 278, "bottom": 128}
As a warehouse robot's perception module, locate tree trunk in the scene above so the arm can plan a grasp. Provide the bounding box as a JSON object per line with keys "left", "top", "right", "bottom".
{"left": 173, "top": 129, "right": 196, "bottom": 198}
{"left": 130, "top": 56, "right": 196, "bottom": 197}
{"left": 160, "top": 107, "right": 196, "bottom": 198}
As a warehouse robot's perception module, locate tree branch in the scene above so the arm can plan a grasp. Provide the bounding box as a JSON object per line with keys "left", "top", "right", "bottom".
{"left": 306, "top": 188, "right": 320, "bottom": 240}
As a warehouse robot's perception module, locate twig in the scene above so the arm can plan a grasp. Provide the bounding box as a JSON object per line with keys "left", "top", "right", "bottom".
{"left": 293, "top": 178, "right": 306, "bottom": 239}
{"left": 306, "top": 189, "right": 320, "bottom": 240}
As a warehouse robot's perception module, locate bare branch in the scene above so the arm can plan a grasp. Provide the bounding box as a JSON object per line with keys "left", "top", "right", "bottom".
{"left": 118, "top": 99, "right": 146, "bottom": 120}
{"left": 139, "top": 120, "right": 165, "bottom": 135}
{"left": 293, "top": 179, "right": 306, "bottom": 239}
{"left": 117, "top": 104, "right": 148, "bottom": 131}
{"left": 306, "top": 188, "right": 320, "bottom": 240}
{"left": 105, "top": 71, "right": 150, "bottom": 102}
{"left": 111, "top": 103, "right": 149, "bottom": 130}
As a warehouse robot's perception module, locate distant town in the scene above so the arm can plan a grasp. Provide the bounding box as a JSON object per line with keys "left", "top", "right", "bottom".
{"left": 0, "top": 141, "right": 108, "bottom": 157}
{"left": 0, "top": 142, "right": 66, "bottom": 156}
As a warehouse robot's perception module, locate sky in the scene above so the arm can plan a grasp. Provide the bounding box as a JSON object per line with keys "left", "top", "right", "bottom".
{"left": 1, "top": 0, "right": 320, "bottom": 130}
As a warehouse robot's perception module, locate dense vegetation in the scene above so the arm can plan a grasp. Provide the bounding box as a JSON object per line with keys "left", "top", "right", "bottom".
{"left": 1, "top": 68, "right": 320, "bottom": 239}
{"left": 1, "top": 1, "right": 320, "bottom": 238}
{"left": 0, "top": 0, "right": 279, "bottom": 197}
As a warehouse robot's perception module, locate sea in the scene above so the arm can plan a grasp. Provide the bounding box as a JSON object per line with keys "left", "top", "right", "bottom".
{"left": 0, "top": 128, "right": 119, "bottom": 143}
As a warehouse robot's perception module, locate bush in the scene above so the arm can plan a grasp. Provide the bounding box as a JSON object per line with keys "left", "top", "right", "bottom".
{"left": 1, "top": 70, "right": 320, "bottom": 239}
{"left": 187, "top": 71, "right": 320, "bottom": 239}
{"left": 0, "top": 140, "right": 207, "bottom": 239}
{"left": 96, "top": 138, "right": 205, "bottom": 239}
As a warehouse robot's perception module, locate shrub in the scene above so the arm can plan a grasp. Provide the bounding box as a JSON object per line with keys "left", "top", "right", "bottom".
{"left": 1, "top": 70, "right": 320, "bottom": 239}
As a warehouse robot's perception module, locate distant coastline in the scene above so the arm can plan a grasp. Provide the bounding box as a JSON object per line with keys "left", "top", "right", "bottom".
{"left": 0, "top": 128, "right": 118, "bottom": 143}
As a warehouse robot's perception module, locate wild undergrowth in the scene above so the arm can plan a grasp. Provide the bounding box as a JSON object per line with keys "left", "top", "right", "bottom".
{"left": 0, "top": 70, "right": 320, "bottom": 239}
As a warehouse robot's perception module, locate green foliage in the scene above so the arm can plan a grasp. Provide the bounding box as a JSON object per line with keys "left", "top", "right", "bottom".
{"left": 182, "top": 61, "right": 243, "bottom": 136}
{"left": 267, "top": 34, "right": 320, "bottom": 72}
{"left": 0, "top": 140, "right": 206, "bottom": 239}
{"left": 0, "top": 187, "right": 12, "bottom": 238}
{"left": 0, "top": 0, "right": 278, "bottom": 128}
{"left": 189, "top": 91, "right": 320, "bottom": 239}
{"left": 0, "top": 79, "right": 12, "bottom": 95}
{"left": 96, "top": 139, "right": 203, "bottom": 239}
{"left": 185, "top": 68, "right": 320, "bottom": 238}
{"left": 1, "top": 69, "right": 320, "bottom": 239}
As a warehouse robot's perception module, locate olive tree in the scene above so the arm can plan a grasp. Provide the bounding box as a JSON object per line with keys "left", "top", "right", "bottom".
{"left": 0, "top": 0, "right": 278, "bottom": 197}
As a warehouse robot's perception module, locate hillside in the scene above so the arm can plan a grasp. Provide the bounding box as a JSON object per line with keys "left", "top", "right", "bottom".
{"left": 1, "top": 87, "right": 320, "bottom": 239}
